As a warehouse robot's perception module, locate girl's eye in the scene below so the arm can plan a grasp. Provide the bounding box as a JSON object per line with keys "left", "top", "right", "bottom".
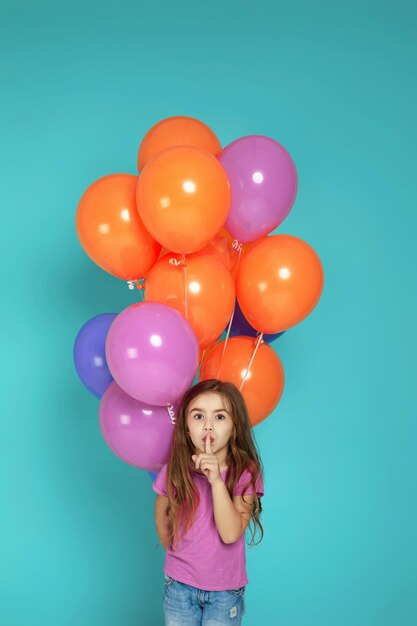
{"left": 194, "top": 413, "right": 204, "bottom": 420}
{"left": 216, "top": 414, "right": 226, "bottom": 420}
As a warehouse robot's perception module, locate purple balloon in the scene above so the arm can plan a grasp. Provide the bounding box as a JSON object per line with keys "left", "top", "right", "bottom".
{"left": 231, "top": 300, "right": 285, "bottom": 344}
{"left": 220, "top": 135, "right": 298, "bottom": 243}
{"left": 99, "top": 382, "right": 177, "bottom": 472}
{"left": 73, "top": 313, "right": 116, "bottom": 398}
{"left": 106, "top": 301, "right": 199, "bottom": 405}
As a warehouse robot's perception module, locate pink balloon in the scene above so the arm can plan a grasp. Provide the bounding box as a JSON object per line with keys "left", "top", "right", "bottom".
{"left": 219, "top": 135, "right": 298, "bottom": 242}
{"left": 105, "top": 301, "right": 199, "bottom": 405}
{"left": 99, "top": 382, "right": 178, "bottom": 472}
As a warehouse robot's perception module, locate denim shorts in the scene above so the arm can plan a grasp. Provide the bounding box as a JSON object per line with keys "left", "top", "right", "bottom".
{"left": 163, "top": 574, "right": 246, "bottom": 626}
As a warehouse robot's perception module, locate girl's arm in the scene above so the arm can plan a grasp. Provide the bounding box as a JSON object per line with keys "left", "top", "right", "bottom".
{"left": 211, "top": 479, "right": 254, "bottom": 544}
{"left": 154, "top": 494, "right": 170, "bottom": 549}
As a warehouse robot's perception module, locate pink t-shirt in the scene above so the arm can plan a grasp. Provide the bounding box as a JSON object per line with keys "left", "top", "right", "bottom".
{"left": 152, "top": 464, "right": 264, "bottom": 591}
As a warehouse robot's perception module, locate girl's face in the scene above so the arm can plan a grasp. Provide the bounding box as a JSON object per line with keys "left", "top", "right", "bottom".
{"left": 186, "top": 391, "right": 234, "bottom": 457}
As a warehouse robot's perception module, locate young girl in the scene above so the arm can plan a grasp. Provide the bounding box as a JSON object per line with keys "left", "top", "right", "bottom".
{"left": 152, "top": 378, "right": 264, "bottom": 626}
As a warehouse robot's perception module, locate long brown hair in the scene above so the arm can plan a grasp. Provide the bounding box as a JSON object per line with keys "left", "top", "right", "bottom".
{"left": 164, "top": 379, "right": 264, "bottom": 551}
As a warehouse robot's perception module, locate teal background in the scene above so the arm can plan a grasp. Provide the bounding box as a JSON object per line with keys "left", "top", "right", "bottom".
{"left": 1, "top": 1, "right": 416, "bottom": 624}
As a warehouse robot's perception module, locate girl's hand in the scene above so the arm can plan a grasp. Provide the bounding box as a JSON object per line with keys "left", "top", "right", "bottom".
{"left": 192, "top": 435, "right": 221, "bottom": 485}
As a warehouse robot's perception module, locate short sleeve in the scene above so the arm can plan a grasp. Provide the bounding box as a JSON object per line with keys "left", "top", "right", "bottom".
{"left": 152, "top": 464, "right": 168, "bottom": 497}
{"left": 234, "top": 467, "right": 264, "bottom": 498}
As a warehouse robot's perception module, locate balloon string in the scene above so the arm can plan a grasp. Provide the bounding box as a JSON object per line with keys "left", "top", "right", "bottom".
{"left": 137, "top": 280, "right": 145, "bottom": 301}
{"left": 167, "top": 405, "right": 176, "bottom": 425}
{"left": 239, "top": 332, "right": 264, "bottom": 392}
{"left": 169, "top": 255, "right": 188, "bottom": 318}
{"left": 215, "top": 242, "right": 242, "bottom": 379}
{"left": 182, "top": 257, "right": 188, "bottom": 320}
{"left": 198, "top": 348, "right": 206, "bottom": 378}
{"left": 199, "top": 349, "right": 206, "bottom": 368}
{"left": 234, "top": 244, "right": 243, "bottom": 277}
{"left": 216, "top": 299, "right": 236, "bottom": 379}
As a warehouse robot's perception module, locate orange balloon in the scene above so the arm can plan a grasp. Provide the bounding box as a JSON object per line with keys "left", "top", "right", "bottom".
{"left": 137, "top": 116, "right": 222, "bottom": 172}
{"left": 199, "top": 336, "right": 284, "bottom": 426}
{"left": 236, "top": 234, "right": 324, "bottom": 334}
{"left": 76, "top": 174, "right": 161, "bottom": 281}
{"left": 144, "top": 251, "right": 235, "bottom": 349}
{"left": 217, "top": 228, "right": 261, "bottom": 279}
{"left": 218, "top": 227, "right": 234, "bottom": 244}
{"left": 137, "top": 146, "right": 231, "bottom": 254}
{"left": 199, "top": 235, "right": 234, "bottom": 272}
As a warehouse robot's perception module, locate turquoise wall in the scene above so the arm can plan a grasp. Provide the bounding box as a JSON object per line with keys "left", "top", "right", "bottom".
{"left": 2, "top": 1, "right": 416, "bottom": 624}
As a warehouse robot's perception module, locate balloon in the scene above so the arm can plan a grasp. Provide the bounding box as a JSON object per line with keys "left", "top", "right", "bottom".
{"left": 200, "top": 336, "right": 284, "bottom": 426}
{"left": 73, "top": 313, "right": 116, "bottom": 397}
{"left": 76, "top": 174, "right": 161, "bottom": 280}
{"left": 137, "top": 116, "right": 222, "bottom": 172}
{"left": 236, "top": 234, "right": 324, "bottom": 334}
{"left": 144, "top": 251, "right": 235, "bottom": 349}
{"left": 99, "top": 382, "right": 178, "bottom": 472}
{"left": 219, "top": 135, "right": 298, "bottom": 242}
{"left": 201, "top": 230, "right": 242, "bottom": 278}
{"left": 136, "top": 146, "right": 231, "bottom": 254}
{"left": 199, "top": 235, "right": 234, "bottom": 273}
{"left": 106, "top": 301, "right": 199, "bottom": 405}
{"left": 230, "top": 300, "right": 285, "bottom": 344}
{"left": 215, "top": 228, "right": 261, "bottom": 279}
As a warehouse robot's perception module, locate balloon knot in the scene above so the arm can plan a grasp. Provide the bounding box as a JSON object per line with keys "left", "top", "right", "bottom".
{"left": 127, "top": 279, "right": 144, "bottom": 290}
{"left": 169, "top": 255, "right": 186, "bottom": 267}
{"left": 167, "top": 405, "right": 176, "bottom": 424}
{"left": 232, "top": 240, "right": 242, "bottom": 252}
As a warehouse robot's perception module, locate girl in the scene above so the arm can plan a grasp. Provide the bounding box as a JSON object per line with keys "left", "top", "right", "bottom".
{"left": 153, "top": 378, "right": 264, "bottom": 626}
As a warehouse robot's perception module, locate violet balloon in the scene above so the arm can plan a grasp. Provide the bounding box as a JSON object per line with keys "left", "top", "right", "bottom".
{"left": 99, "top": 382, "right": 177, "bottom": 472}
{"left": 73, "top": 313, "right": 116, "bottom": 398}
{"left": 220, "top": 135, "right": 298, "bottom": 243}
{"left": 106, "top": 301, "right": 199, "bottom": 405}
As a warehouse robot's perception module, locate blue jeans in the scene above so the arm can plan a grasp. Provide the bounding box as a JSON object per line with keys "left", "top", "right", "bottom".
{"left": 163, "top": 574, "right": 246, "bottom": 626}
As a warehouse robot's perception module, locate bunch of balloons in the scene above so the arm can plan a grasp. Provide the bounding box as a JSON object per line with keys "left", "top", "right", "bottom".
{"left": 73, "top": 115, "right": 324, "bottom": 478}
